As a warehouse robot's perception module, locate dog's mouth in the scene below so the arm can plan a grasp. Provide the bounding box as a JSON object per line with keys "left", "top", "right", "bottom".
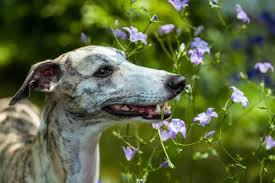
{"left": 102, "top": 103, "right": 171, "bottom": 120}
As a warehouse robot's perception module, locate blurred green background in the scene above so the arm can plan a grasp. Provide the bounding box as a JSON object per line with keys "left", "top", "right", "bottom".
{"left": 0, "top": 0, "right": 275, "bottom": 182}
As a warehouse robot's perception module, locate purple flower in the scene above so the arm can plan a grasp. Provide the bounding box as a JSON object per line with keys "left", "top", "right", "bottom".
{"left": 204, "top": 131, "right": 216, "bottom": 138}
{"left": 122, "top": 146, "right": 137, "bottom": 161}
{"left": 163, "top": 120, "right": 170, "bottom": 127}
{"left": 194, "top": 25, "right": 204, "bottom": 35}
{"left": 193, "top": 108, "right": 218, "bottom": 127}
{"left": 160, "top": 160, "right": 169, "bottom": 168}
{"left": 81, "top": 32, "right": 88, "bottom": 44}
{"left": 168, "top": 119, "right": 186, "bottom": 139}
{"left": 152, "top": 121, "right": 163, "bottom": 129}
{"left": 190, "top": 37, "right": 210, "bottom": 54}
{"left": 151, "top": 15, "right": 158, "bottom": 21}
{"left": 123, "top": 26, "right": 147, "bottom": 45}
{"left": 254, "top": 62, "right": 274, "bottom": 73}
{"left": 188, "top": 49, "right": 204, "bottom": 65}
{"left": 160, "top": 130, "right": 171, "bottom": 141}
{"left": 265, "top": 136, "right": 275, "bottom": 150}
{"left": 209, "top": 0, "right": 219, "bottom": 8}
{"left": 230, "top": 86, "right": 248, "bottom": 108}
{"left": 236, "top": 4, "right": 250, "bottom": 23}
{"left": 113, "top": 29, "right": 127, "bottom": 40}
{"left": 188, "top": 37, "right": 210, "bottom": 65}
{"left": 159, "top": 24, "right": 175, "bottom": 35}
{"left": 168, "top": 0, "right": 189, "bottom": 11}
{"left": 97, "top": 180, "right": 102, "bottom": 183}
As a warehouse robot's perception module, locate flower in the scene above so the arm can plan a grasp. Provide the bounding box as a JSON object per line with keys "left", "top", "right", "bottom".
{"left": 159, "top": 24, "right": 175, "bottom": 35}
{"left": 265, "top": 136, "right": 275, "bottom": 150}
{"left": 209, "top": 0, "right": 219, "bottom": 8}
{"left": 254, "top": 62, "right": 274, "bottom": 73}
{"left": 230, "top": 86, "right": 248, "bottom": 108}
{"left": 160, "top": 160, "right": 169, "bottom": 168}
{"left": 113, "top": 29, "right": 127, "bottom": 40}
{"left": 122, "top": 146, "right": 137, "bottom": 161}
{"left": 152, "top": 121, "right": 163, "bottom": 129}
{"left": 188, "top": 49, "right": 204, "bottom": 65}
{"left": 97, "top": 180, "right": 102, "bottom": 183}
{"left": 236, "top": 4, "right": 250, "bottom": 23}
{"left": 151, "top": 15, "right": 158, "bottom": 21}
{"left": 81, "top": 32, "right": 88, "bottom": 44}
{"left": 190, "top": 37, "right": 210, "bottom": 54}
{"left": 204, "top": 130, "right": 216, "bottom": 138}
{"left": 168, "top": 0, "right": 189, "bottom": 11}
{"left": 188, "top": 37, "right": 210, "bottom": 65}
{"left": 123, "top": 26, "right": 147, "bottom": 45}
{"left": 193, "top": 108, "right": 218, "bottom": 127}
{"left": 168, "top": 119, "right": 186, "bottom": 139}
{"left": 160, "top": 130, "right": 171, "bottom": 141}
{"left": 194, "top": 25, "right": 204, "bottom": 35}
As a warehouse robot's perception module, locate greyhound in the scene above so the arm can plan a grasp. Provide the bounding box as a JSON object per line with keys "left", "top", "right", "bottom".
{"left": 0, "top": 46, "right": 185, "bottom": 183}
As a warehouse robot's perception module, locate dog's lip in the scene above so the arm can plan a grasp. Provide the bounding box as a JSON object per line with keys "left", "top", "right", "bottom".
{"left": 102, "top": 103, "right": 171, "bottom": 120}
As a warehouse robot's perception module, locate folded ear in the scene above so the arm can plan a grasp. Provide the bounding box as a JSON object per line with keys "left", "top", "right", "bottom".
{"left": 9, "top": 60, "right": 63, "bottom": 106}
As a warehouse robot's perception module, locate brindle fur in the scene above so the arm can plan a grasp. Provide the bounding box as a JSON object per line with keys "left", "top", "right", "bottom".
{"left": 0, "top": 46, "right": 184, "bottom": 183}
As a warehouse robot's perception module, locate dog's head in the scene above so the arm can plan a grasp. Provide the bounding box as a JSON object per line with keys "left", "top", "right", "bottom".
{"left": 10, "top": 46, "right": 186, "bottom": 124}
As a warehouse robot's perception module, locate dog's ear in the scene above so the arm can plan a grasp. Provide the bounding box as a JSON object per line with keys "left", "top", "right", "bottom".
{"left": 9, "top": 60, "right": 63, "bottom": 106}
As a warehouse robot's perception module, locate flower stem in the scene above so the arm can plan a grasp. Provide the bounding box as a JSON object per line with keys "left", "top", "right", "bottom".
{"left": 172, "top": 140, "right": 201, "bottom": 147}
{"left": 215, "top": 8, "right": 226, "bottom": 27}
{"left": 158, "top": 129, "right": 175, "bottom": 168}
{"left": 260, "top": 158, "right": 266, "bottom": 183}
{"left": 143, "top": 21, "right": 152, "bottom": 33}
{"left": 254, "top": 114, "right": 275, "bottom": 156}
{"left": 154, "top": 33, "right": 173, "bottom": 60}
{"left": 218, "top": 141, "right": 240, "bottom": 165}
{"left": 113, "top": 29, "right": 126, "bottom": 51}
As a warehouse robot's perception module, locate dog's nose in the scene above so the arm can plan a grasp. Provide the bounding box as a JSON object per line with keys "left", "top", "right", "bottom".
{"left": 166, "top": 75, "right": 186, "bottom": 94}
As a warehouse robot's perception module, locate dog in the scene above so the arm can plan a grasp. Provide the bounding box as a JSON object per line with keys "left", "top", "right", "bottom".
{"left": 0, "top": 46, "right": 185, "bottom": 183}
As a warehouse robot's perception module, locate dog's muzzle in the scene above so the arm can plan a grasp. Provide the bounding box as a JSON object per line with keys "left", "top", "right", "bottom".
{"left": 102, "top": 75, "right": 186, "bottom": 120}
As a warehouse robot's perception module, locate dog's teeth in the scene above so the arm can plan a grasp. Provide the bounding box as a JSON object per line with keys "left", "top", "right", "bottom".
{"left": 155, "top": 105, "right": 161, "bottom": 113}
{"left": 121, "top": 105, "right": 130, "bottom": 111}
{"left": 112, "top": 104, "right": 122, "bottom": 111}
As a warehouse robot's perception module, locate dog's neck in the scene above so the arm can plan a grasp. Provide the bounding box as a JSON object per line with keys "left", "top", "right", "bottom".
{"left": 34, "top": 100, "right": 103, "bottom": 183}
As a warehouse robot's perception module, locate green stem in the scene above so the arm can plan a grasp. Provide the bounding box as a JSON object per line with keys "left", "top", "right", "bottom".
{"left": 154, "top": 33, "right": 173, "bottom": 60}
{"left": 113, "top": 29, "right": 126, "bottom": 51}
{"left": 260, "top": 158, "right": 265, "bottom": 183}
{"left": 255, "top": 114, "right": 275, "bottom": 156}
{"left": 215, "top": 8, "right": 226, "bottom": 27}
{"left": 218, "top": 141, "right": 240, "bottom": 165}
{"left": 172, "top": 140, "right": 201, "bottom": 147}
{"left": 129, "top": 0, "right": 133, "bottom": 26}
{"left": 167, "top": 35, "right": 174, "bottom": 56}
{"left": 116, "top": 133, "right": 137, "bottom": 150}
{"left": 158, "top": 129, "right": 175, "bottom": 168}
{"left": 143, "top": 21, "right": 152, "bottom": 33}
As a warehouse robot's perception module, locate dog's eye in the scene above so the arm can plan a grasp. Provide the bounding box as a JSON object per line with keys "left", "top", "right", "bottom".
{"left": 93, "top": 66, "right": 113, "bottom": 78}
